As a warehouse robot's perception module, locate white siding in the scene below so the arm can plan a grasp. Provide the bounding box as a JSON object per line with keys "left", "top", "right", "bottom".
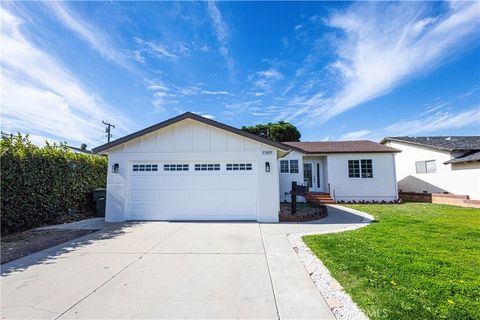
{"left": 279, "top": 152, "right": 398, "bottom": 202}
{"left": 278, "top": 151, "right": 304, "bottom": 202}
{"left": 105, "top": 119, "right": 280, "bottom": 222}
{"left": 326, "top": 153, "right": 398, "bottom": 201}
{"left": 385, "top": 141, "right": 480, "bottom": 200}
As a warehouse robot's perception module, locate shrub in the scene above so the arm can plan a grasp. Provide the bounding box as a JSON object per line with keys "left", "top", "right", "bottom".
{"left": 0, "top": 134, "right": 107, "bottom": 234}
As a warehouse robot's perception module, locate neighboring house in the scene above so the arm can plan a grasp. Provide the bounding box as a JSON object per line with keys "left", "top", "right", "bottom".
{"left": 279, "top": 141, "right": 399, "bottom": 203}
{"left": 381, "top": 136, "right": 480, "bottom": 200}
{"left": 93, "top": 112, "right": 399, "bottom": 223}
{"left": 66, "top": 145, "right": 93, "bottom": 154}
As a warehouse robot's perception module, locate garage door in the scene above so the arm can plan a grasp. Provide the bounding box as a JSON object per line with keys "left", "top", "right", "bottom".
{"left": 127, "top": 161, "right": 257, "bottom": 220}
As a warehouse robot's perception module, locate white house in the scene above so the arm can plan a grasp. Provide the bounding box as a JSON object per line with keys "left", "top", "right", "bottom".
{"left": 381, "top": 136, "right": 480, "bottom": 200}
{"left": 93, "top": 112, "right": 399, "bottom": 223}
{"left": 278, "top": 141, "right": 399, "bottom": 203}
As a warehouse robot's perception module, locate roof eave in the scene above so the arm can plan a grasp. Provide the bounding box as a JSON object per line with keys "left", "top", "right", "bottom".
{"left": 381, "top": 137, "right": 454, "bottom": 152}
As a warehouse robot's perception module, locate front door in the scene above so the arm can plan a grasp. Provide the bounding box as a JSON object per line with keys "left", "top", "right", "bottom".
{"left": 303, "top": 161, "right": 323, "bottom": 192}
{"left": 303, "top": 162, "right": 313, "bottom": 189}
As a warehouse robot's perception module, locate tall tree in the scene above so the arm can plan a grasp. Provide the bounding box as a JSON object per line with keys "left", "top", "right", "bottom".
{"left": 241, "top": 121, "right": 301, "bottom": 142}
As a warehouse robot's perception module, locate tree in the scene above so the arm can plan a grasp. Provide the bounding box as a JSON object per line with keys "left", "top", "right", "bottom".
{"left": 241, "top": 121, "right": 301, "bottom": 142}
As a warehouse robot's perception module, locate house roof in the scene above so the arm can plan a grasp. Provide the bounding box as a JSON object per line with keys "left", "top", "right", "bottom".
{"left": 92, "top": 112, "right": 290, "bottom": 153}
{"left": 444, "top": 150, "right": 480, "bottom": 164}
{"left": 380, "top": 136, "right": 480, "bottom": 152}
{"left": 282, "top": 140, "right": 400, "bottom": 154}
{"left": 66, "top": 145, "right": 92, "bottom": 154}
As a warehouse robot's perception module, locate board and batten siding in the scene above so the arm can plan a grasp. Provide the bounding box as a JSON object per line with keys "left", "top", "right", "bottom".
{"left": 105, "top": 119, "right": 280, "bottom": 222}
{"left": 385, "top": 140, "right": 480, "bottom": 200}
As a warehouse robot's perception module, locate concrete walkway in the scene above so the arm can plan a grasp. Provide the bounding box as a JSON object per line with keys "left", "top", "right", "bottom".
{"left": 1, "top": 206, "right": 369, "bottom": 319}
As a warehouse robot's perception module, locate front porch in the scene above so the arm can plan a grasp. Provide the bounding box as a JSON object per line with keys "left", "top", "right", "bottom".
{"left": 280, "top": 154, "right": 336, "bottom": 204}
{"left": 302, "top": 156, "right": 328, "bottom": 193}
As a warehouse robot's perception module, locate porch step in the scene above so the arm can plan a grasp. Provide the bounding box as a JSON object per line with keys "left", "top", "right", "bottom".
{"left": 305, "top": 192, "right": 335, "bottom": 204}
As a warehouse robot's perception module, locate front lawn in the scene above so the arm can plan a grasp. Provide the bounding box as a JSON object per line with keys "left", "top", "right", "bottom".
{"left": 303, "top": 203, "right": 480, "bottom": 320}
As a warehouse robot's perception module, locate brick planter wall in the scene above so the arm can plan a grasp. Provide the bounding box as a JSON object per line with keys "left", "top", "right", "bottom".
{"left": 399, "top": 192, "right": 480, "bottom": 208}
{"left": 279, "top": 205, "right": 328, "bottom": 222}
{"left": 399, "top": 192, "right": 432, "bottom": 202}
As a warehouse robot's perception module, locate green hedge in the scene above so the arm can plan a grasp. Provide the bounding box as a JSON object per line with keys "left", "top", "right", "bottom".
{"left": 0, "top": 135, "right": 108, "bottom": 235}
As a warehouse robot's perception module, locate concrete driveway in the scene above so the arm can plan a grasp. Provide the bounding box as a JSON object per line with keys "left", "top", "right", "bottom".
{"left": 1, "top": 206, "right": 369, "bottom": 319}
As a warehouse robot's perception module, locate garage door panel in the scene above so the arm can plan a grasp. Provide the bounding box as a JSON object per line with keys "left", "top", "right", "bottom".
{"left": 130, "top": 190, "right": 158, "bottom": 202}
{"left": 158, "top": 189, "right": 256, "bottom": 206}
{"left": 127, "top": 161, "right": 257, "bottom": 220}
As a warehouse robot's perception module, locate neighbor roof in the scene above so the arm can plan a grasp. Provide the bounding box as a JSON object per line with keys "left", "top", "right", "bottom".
{"left": 282, "top": 140, "right": 400, "bottom": 154}
{"left": 92, "top": 112, "right": 290, "bottom": 153}
{"left": 380, "top": 136, "right": 480, "bottom": 151}
{"left": 444, "top": 150, "right": 480, "bottom": 164}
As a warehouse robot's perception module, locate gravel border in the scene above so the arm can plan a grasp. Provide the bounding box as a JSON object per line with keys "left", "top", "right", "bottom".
{"left": 287, "top": 205, "right": 374, "bottom": 320}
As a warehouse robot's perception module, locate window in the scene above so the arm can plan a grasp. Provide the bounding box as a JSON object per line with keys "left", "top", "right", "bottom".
{"left": 361, "top": 159, "right": 373, "bottom": 178}
{"left": 348, "top": 159, "right": 373, "bottom": 178}
{"left": 289, "top": 160, "right": 299, "bottom": 173}
{"left": 133, "top": 164, "right": 158, "bottom": 172}
{"left": 195, "top": 164, "right": 220, "bottom": 171}
{"left": 280, "top": 160, "right": 289, "bottom": 173}
{"left": 226, "top": 163, "right": 253, "bottom": 171}
{"left": 164, "top": 164, "right": 189, "bottom": 171}
{"left": 415, "top": 160, "right": 436, "bottom": 174}
{"left": 348, "top": 160, "right": 360, "bottom": 178}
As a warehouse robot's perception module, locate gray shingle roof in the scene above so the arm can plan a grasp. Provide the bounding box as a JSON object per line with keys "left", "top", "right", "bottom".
{"left": 444, "top": 150, "right": 480, "bottom": 164}
{"left": 381, "top": 136, "right": 480, "bottom": 151}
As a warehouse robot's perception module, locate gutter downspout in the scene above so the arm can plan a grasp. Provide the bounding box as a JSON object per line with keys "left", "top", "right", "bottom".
{"left": 392, "top": 153, "right": 399, "bottom": 199}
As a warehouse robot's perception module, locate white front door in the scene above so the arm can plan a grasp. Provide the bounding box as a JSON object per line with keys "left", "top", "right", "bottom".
{"left": 303, "top": 160, "right": 323, "bottom": 192}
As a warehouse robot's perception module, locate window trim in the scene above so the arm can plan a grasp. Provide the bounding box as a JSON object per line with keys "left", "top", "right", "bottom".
{"left": 415, "top": 160, "right": 436, "bottom": 174}
{"left": 347, "top": 159, "right": 374, "bottom": 179}
{"left": 289, "top": 160, "right": 299, "bottom": 174}
{"left": 280, "top": 160, "right": 289, "bottom": 174}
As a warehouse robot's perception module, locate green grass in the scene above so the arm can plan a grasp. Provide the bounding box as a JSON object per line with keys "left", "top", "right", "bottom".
{"left": 303, "top": 203, "right": 480, "bottom": 320}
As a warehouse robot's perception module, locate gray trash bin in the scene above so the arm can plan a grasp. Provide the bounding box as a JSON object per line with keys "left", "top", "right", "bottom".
{"left": 92, "top": 188, "right": 106, "bottom": 217}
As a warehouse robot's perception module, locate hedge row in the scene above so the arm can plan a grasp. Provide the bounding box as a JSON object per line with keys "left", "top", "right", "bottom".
{"left": 0, "top": 135, "right": 108, "bottom": 235}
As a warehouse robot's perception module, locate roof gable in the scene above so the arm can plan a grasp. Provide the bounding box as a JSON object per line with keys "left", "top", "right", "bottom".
{"left": 92, "top": 112, "right": 290, "bottom": 153}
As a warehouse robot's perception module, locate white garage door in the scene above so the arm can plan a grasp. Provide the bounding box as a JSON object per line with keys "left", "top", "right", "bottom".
{"left": 127, "top": 161, "right": 257, "bottom": 220}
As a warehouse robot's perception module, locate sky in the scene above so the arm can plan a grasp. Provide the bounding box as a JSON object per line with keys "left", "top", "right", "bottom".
{"left": 1, "top": 1, "right": 479, "bottom": 148}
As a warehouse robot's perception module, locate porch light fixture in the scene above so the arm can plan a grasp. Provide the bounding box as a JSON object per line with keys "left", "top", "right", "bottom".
{"left": 265, "top": 162, "right": 270, "bottom": 172}
{"left": 112, "top": 163, "right": 119, "bottom": 173}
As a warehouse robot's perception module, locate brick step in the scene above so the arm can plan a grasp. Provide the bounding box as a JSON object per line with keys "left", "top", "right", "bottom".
{"left": 310, "top": 200, "right": 335, "bottom": 204}
{"left": 305, "top": 192, "right": 335, "bottom": 204}
{"left": 308, "top": 195, "right": 334, "bottom": 199}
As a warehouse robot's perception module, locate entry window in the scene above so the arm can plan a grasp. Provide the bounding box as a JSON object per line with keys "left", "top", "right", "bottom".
{"left": 415, "top": 160, "right": 436, "bottom": 174}
{"left": 289, "top": 160, "right": 299, "bottom": 173}
{"left": 133, "top": 164, "right": 158, "bottom": 172}
{"left": 226, "top": 163, "right": 253, "bottom": 171}
{"left": 348, "top": 159, "right": 373, "bottom": 178}
{"left": 280, "top": 160, "right": 289, "bottom": 173}
{"left": 164, "top": 164, "right": 189, "bottom": 171}
{"left": 195, "top": 164, "right": 220, "bottom": 171}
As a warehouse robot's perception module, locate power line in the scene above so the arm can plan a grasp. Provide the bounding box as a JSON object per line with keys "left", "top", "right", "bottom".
{"left": 102, "top": 121, "right": 115, "bottom": 143}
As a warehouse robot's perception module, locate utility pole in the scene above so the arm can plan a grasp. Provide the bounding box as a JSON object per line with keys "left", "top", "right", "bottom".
{"left": 102, "top": 121, "right": 115, "bottom": 143}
